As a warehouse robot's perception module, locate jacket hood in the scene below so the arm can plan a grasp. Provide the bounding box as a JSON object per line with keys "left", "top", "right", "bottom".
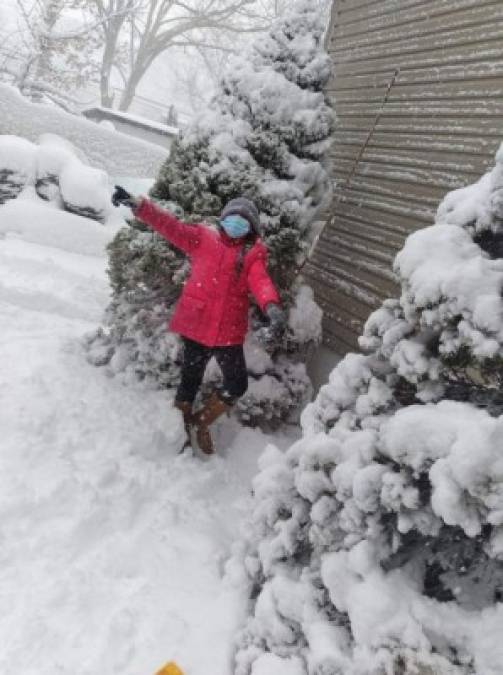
{"left": 220, "top": 197, "right": 261, "bottom": 234}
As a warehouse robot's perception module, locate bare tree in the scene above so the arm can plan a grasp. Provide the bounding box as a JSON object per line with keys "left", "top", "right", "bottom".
{"left": 0, "top": 0, "right": 332, "bottom": 114}
{"left": 85, "top": 0, "right": 269, "bottom": 111}
{"left": 19, "top": 0, "right": 69, "bottom": 99}
{"left": 0, "top": 0, "right": 135, "bottom": 109}
{"left": 4, "top": 0, "right": 77, "bottom": 105}
{"left": 74, "top": 0, "right": 134, "bottom": 107}
{"left": 230, "top": 0, "right": 331, "bottom": 23}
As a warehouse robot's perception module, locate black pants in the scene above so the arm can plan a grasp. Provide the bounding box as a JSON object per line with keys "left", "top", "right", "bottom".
{"left": 176, "top": 338, "right": 248, "bottom": 405}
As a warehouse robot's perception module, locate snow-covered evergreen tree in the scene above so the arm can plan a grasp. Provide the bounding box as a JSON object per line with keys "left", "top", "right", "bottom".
{"left": 231, "top": 145, "right": 503, "bottom": 674}
{"left": 153, "top": 0, "right": 334, "bottom": 286}
{"left": 86, "top": 1, "right": 334, "bottom": 426}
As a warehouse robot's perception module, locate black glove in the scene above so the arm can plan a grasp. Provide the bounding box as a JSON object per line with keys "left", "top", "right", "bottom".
{"left": 112, "top": 185, "right": 138, "bottom": 209}
{"left": 265, "top": 303, "right": 286, "bottom": 338}
{"left": 257, "top": 303, "right": 286, "bottom": 348}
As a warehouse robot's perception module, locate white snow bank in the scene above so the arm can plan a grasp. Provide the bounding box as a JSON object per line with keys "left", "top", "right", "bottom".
{"left": 0, "top": 84, "right": 167, "bottom": 177}
{"left": 0, "top": 236, "right": 109, "bottom": 323}
{"left": 37, "top": 133, "right": 85, "bottom": 180}
{"left": 1, "top": 133, "right": 115, "bottom": 220}
{"left": 0, "top": 196, "right": 115, "bottom": 256}
{"left": 60, "top": 158, "right": 111, "bottom": 219}
{"left": 0, "top": 306, "right": 237, "bottom": 675}
{"left": 0, "top": 134, "right": 37, "bottom": 179}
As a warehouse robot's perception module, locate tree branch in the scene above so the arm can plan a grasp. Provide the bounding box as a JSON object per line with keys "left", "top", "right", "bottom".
{"left": 40, "top": 2, "right": 142, "bottom": 41}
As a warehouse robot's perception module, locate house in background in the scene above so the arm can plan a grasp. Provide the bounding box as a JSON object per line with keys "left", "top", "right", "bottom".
{"left": 307, "top": 0, "right": 503, "bottom": 380}
{"left": 82, "top": 106, "right": 179, "bottom": 151}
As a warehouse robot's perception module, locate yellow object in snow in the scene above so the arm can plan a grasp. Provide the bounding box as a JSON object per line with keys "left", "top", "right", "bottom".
{"left": 155, "top": 662, "right": 184, "bottom": 675}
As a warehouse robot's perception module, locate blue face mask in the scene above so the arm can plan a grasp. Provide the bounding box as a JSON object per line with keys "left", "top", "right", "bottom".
{"left": 220, "top": 215, "right": 251, "bottom": 239}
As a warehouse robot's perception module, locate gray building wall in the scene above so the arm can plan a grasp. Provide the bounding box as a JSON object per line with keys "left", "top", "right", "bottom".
{"left": 305, "top": 0, "right": 503, "bottom": 356}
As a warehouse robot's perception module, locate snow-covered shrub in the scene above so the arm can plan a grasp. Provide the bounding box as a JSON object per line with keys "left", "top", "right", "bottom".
{"left": 233, "top": 144, "right": 503, "bottom": 674}
{"left": 0, "top": 132, "right": 111, "bottom": 222}
{"left": 60, "top": 159, "right": 110, "bottom": 222}
{"left": 0, "top": 135, "right": 37, "bottom": 203}
{"left": 86, "top": 1, "right": 333, "bottom": 427}
{"left": 286, "top": 285, "right": 323, "bottom": 354}
{"left": 35, "top": 134, "right": 83, "bottom": 202}
{"left": 229, "top": 286, "right": 322, "bottom": 428}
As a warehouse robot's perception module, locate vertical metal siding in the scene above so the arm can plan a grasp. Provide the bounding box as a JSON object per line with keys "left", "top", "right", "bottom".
{"left": 306, "top": 0, "right": 503, "bottom": 355}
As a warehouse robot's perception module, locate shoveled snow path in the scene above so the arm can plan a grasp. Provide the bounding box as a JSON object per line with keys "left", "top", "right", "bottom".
{"left": 0, "top": 208, "right": 287, "bottom": 675}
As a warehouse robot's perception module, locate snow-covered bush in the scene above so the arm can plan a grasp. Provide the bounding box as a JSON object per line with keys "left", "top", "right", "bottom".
{"left": 0, "top": 135, "right": 37, "bottom": 203}
{"left": 1, "top": 132, "right": 111, "bottom": 222}
{"left": 35, "top": 134, "right": 84, "bottom": 202}
{"left": 60, "top": 159, "right": 110, "bottom": 222}
{"left": 232, "top": 144, "right": 503, "bottom": 674}
{"left": 86, "top": 1, "right": 334, "bottom": 427}
{"left": 228, "top": 286, "right": 322, "bottom": 427}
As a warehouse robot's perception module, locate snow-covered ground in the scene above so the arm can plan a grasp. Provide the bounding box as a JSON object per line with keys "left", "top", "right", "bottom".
{"left": 0, "top": 192, "right": 292, "bottom": 675}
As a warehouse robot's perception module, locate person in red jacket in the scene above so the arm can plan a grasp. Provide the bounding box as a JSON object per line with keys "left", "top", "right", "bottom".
{"left": 112, "top": 186, "right": 285, "bottom": 455}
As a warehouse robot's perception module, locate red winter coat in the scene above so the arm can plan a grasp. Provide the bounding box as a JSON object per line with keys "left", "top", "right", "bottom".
{"left": 134, "top": 198, "right": 280, "bottom": 347}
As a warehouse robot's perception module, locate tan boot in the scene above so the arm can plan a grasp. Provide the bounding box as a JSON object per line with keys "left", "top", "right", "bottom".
{"left": 175, "top": 400, "right": 193, "bottom": 447}
{"left": 193, "top": 392, "right": 231, "bottom": 455}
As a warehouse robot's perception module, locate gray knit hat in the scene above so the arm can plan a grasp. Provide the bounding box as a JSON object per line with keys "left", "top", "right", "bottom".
{"left": 221, "top": 197, "right": 261, "bottom": 235}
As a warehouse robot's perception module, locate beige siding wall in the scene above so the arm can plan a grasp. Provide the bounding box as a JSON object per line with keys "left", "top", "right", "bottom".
{"left": 306, "top": 0, "right": 503, "bottom": 355}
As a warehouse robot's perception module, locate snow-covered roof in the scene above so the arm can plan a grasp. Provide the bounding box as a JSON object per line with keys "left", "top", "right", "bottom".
{"left": 82, "top": 106, "right": 179, "bottom": 137}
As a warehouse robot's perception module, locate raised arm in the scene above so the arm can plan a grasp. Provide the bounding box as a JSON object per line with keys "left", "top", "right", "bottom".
{"left": 133, "top": 198, "right": 201, "bottom": 255}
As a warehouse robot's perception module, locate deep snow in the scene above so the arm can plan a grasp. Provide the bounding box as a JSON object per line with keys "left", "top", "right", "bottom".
{"left": 0, "top": 192, "right": 293, "bottom": 675}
